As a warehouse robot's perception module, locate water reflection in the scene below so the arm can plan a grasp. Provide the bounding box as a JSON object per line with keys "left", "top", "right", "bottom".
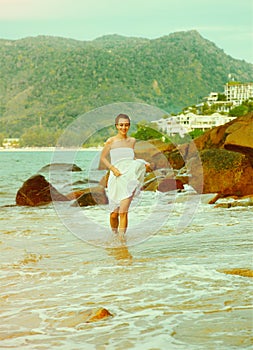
{"left": 106, "top": 244, "right": 133, "bottom": 265}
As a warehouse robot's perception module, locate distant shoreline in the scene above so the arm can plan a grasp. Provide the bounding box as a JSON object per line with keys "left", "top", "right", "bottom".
{"left": 0, "top": 147, "right": 102, "bottom": 152}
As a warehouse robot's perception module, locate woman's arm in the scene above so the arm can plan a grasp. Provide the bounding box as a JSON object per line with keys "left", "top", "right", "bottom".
{"left": 100, "top": 138, "right": 121, "bottom": 177}
{"left": 100, "top": 139, "right": 112, "bottom": 170}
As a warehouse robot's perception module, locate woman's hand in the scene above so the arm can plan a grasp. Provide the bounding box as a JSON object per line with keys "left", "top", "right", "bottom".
{"left": 111, "top": 166, "right": 121, "bottom": 177}
{"left": 145, "top": 162, "right": 152, "bottom": 173}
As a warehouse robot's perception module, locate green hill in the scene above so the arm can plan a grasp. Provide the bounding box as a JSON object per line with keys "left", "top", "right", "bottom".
{"left": 0, "top": 30, "right": 252, "bottom": 138}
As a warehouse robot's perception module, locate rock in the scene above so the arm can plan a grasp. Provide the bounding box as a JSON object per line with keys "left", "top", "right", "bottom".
{"left": 142, "top": 171, "right": 163, "bottom": 191}
{"left": 134, "top": 139, "right": 174, "bottom": 166}
{"left": 51, "top": 307, "right": 113, "bottom": 328}
{"left": 66, "top": 189, "right": 87, "bottom": 200}
{"left": 188, "top": 148, "right": 253, "bottom": 196}
{"left": 142, "top": 170, "right": 184, "bottom": 192}
{"left": 163, "top": 148, "right": 185, "bottom": 170}
{"left": 181, "top": 113, "right": 253, "bottom": 198}
{"left": 71, "top": 186, "right": 108, "bottom": 207}
{"left": 16, "top": 175, "right": 69, "bottom": 206}
{"left": 85, "top": 307, "right": 113, "bottom": 323}
{"left": 191, "top": 112, "right": 253, "bottom": 158}
{"left": 214, "top": 195, "right": 253, "bottom": 208}
{"left": 158, "top": 178, "right": 184, "bottom": 192}
{"left": 214, "top": 202, "right": 233, "bottom": 208}
{"left": 224, "top": 114, "right": 253, "bottom": 162}
{"left": 220, "top": 269, "right": 253, "bottom": 278}
{"left": 39, "top": 163, "right": 82, "bottom": 172}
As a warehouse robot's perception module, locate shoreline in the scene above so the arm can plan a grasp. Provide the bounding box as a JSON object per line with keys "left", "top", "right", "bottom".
{"left": 0, "top": 147, "right": 102, "bottom": 152}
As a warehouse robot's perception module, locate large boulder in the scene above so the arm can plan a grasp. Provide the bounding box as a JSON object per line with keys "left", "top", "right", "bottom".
{"left": 71, "top": 186, "right": 108, "bottom": 207}
{"left": 192, "top": 112, "right": 253, "bottom": 156}
{"left": 166, "top": 113, "right": 253, "bottom": 200}
{"left": 16, "top": 174, "right": 69, "bottom": 206}
{"left": 135, "top": 140, "right": 173, "bottom": 169}
{"left": 188, "top": 148, "right": 253, "bottom": 197}
{"left": 224, "top": 114, "right": 253, "bottom": 162}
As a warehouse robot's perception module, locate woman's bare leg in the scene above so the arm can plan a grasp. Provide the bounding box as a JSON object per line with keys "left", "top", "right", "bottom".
{"left": 110, "top": 209, "right": 119, "bottom": 234}
{"left": 118, "top": 196, "right": 133, "bottom": 238}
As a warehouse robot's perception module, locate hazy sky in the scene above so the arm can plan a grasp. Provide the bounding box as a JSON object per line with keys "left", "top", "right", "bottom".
{"left": 0, "top": 0, "right": 252, "bottom": 63}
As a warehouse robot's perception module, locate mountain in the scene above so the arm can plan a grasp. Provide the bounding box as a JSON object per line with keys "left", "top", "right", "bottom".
{"left": 0, "top": 30, "right": 252, "bottom": 138}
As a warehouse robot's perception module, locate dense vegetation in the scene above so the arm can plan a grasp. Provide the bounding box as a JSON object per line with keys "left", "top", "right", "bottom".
{"left": 0, "top": 30, "right": 253, "bottom": 145}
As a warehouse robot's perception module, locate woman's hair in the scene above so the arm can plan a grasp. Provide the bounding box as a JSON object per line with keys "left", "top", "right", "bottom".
{"left": 115, "top": 114, "right": 131, "bottom": 125}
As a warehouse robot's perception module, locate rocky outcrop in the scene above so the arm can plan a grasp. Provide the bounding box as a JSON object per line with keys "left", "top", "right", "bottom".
{"left": 165, "top": 113, "right": 253, "bottom": 201}
{"left": 71, "top": 186, "right": 108, "bottom": 207}
{"left": 224, "top": 115, "right": 253, "bottom": 163}
{"left": 16, "top": 174, "right": 69, "bottom": 206}
{"left": 188, "top": 148, "right": 253, "bottom": 197}
{"left": 191, "top": 113, "right": 253, "bottom": 156}
{"left": 135, "top": 139, "right": 174, "bottom": 169}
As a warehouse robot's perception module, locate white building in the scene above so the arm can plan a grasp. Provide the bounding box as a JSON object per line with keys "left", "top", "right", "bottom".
{"left": 224, "top": 82, "right": 253, "bottom": 105}
{"left": 200, "top": 82, "right": 253, "bottom": 113}
{"left": 152, "top": 113, "right": 236, "bottom": 136}
{"left": 2, "top": 138, "right": 20, "bottom": 148}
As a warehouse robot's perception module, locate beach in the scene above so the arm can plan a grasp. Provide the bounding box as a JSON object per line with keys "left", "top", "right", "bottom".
{"left": 0, "top": 150, "right": 252, "bottom": 349}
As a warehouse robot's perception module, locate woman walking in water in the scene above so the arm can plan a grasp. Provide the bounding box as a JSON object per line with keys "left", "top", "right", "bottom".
{"left": 100, "top": 114, "right": 150, "bottom": 241}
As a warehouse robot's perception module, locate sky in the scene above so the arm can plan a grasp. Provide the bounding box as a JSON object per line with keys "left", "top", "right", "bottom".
{"left": 0, "top": 0, "right": 252, "bottom": 63}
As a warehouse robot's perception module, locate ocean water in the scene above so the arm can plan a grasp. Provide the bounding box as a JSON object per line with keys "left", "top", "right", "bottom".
{"left": 0, "top": 150, "right": 252, "bottom": 350}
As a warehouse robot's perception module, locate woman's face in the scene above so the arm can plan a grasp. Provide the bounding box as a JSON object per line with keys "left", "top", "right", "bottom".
{"left": 116, "top": 118, "right": 130, "bottom": 136}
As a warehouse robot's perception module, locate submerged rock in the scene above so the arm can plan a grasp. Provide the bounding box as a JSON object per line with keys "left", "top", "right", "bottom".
{"left": 16, "top": 174, "right": 69, "bottom": 206}
{"left": 220, "top": 268, "right": 253, "bottom": 278}
{"left": 50, "top": 307, "right": 113, "bottom": 328}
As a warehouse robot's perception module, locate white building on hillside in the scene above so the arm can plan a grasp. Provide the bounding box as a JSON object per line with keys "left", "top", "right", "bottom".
{"left": 199, "top": 82, "right": 253, "bottom": 113}
{"left": 152, "top": 113, "right": 236, "bottom": 136}
{"left": 224, "top": 82, "right": 253, "bottom": 104}
{"left": 2, "top": 138, "right": 20, "bottom": 148}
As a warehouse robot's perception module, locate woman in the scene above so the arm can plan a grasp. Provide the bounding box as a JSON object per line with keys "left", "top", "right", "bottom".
{"left": 100, "top": 114, "right": 150, "bottom": 241}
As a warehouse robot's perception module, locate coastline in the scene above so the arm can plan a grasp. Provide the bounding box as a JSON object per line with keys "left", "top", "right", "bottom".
{"left": 0, "top": 146, "right": 102, "bottom": 152}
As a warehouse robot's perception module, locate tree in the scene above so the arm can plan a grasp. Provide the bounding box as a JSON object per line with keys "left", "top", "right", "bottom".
{"left": 20, "top": 126, "right": 60, "bottom": 147}
{"left": 217, "top": 93, "right": 226, "bottom": 101}
{"left": 131, "top": 124, "right": 169, "bottom": 142}
{"left": 0, "top": 133, "right": 5, "bottom": 147}
{"left": 229, "top": 105, "right": 248, "bottom": 118}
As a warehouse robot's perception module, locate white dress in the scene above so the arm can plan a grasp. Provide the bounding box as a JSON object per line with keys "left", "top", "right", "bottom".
{"left": 107, "top": 147, "right": 146, "bottom": 212}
